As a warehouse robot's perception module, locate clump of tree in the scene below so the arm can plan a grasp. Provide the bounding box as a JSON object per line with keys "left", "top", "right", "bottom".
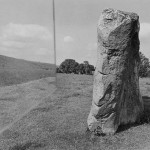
{"left": 57, "top": 59, "right": 79, "bottom": 74}
{"left": 57, "top": 59, "right": 95, "bottom": 75}
{"left": 139, "top": 52, "right": 150, "bottom": 77}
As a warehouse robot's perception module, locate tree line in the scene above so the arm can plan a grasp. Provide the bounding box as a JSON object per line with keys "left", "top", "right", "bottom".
{"left": 57, "top": 59, "right": 95, "bottom": 75}
{"left": 57, "top": 52, "right": 150, "bottom": 77}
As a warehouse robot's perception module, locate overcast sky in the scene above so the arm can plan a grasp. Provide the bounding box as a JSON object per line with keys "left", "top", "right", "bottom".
{"left": 0, "top": 0, "right": 150, "bottom": 65}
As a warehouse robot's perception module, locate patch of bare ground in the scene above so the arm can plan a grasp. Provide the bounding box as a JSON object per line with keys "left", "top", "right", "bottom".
{"left": 0, "top": 74, "right": 150, "bottom": 150}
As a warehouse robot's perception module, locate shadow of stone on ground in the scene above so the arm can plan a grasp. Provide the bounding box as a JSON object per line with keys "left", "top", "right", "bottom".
{"left": 117, "top": 96, "right": 150, "bottom": 133}
{"left": 140, "top": 96, "right": 150, "bottom": 123}
{"left": 117, "top": 122, "right": 139, "bottom": 133}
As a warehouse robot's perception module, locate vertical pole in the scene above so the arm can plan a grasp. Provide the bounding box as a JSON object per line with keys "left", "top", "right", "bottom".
{"left": 52, "top": 0, "right": 56, "bottom": 66}
{"left": 52, "top": 0, "right": 57, "bottom": 84}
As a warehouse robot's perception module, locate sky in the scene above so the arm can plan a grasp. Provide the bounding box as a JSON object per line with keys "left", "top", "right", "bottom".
{"left": 0, "top": 0, "right": 150, "bottom": 65}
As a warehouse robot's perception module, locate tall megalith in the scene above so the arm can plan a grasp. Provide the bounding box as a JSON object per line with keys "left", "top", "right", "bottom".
{"left": 87, "top": 8, "right": 143, "bottom": 135}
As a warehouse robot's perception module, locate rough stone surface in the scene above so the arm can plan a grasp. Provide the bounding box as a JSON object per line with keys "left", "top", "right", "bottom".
{"left": 87, "top": 8, "right": 143, "bottom": 135}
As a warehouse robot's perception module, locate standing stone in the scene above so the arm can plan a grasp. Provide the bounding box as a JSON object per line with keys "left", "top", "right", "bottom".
{"left": 87, "top": 8, "right": 143, "bottom": 135}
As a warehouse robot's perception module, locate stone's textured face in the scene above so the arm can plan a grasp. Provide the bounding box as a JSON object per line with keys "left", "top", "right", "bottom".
{"left": 87, "top": 8, "right": 143, "bottom": 135}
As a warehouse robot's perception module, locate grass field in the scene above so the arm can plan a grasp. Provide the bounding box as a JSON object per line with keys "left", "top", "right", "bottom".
{"left": 0, "top": 74, "right": 150, "bottom": 150}
{"left": 0, "top": 55, "right": 56, "bottom": 86}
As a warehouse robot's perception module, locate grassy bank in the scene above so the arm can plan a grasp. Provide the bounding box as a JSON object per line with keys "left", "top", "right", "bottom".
{"left": 0, "top": 55, "right": 56, "bottom": 86}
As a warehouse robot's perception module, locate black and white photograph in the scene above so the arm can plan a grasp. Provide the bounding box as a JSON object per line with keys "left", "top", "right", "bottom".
{"left": 0, "top": 0, "right": 150, "bottom": 150}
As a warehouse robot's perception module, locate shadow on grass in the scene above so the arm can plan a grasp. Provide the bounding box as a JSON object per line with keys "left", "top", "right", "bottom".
{"left": 140, "top": 96, "right": 150, "bottom": 123}
{"left": 9, "top": 141, "right": 46, "bottom": 150}
{"left": 117, "top": 96, "right": 150, "bottom": 133}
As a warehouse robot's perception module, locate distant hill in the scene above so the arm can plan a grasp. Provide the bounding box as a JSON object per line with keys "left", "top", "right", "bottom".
{"left": 0, "top": 55, "right": 56, "bottom": 86}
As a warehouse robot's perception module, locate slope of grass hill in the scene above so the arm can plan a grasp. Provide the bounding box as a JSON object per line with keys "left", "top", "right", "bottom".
{"left": 0, "top": 55, "right": 56, "bottom": 86}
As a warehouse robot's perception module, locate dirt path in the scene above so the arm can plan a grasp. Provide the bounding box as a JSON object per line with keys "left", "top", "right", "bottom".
{"left": 0, "top": 77, "right": 56, "bottom": 133}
